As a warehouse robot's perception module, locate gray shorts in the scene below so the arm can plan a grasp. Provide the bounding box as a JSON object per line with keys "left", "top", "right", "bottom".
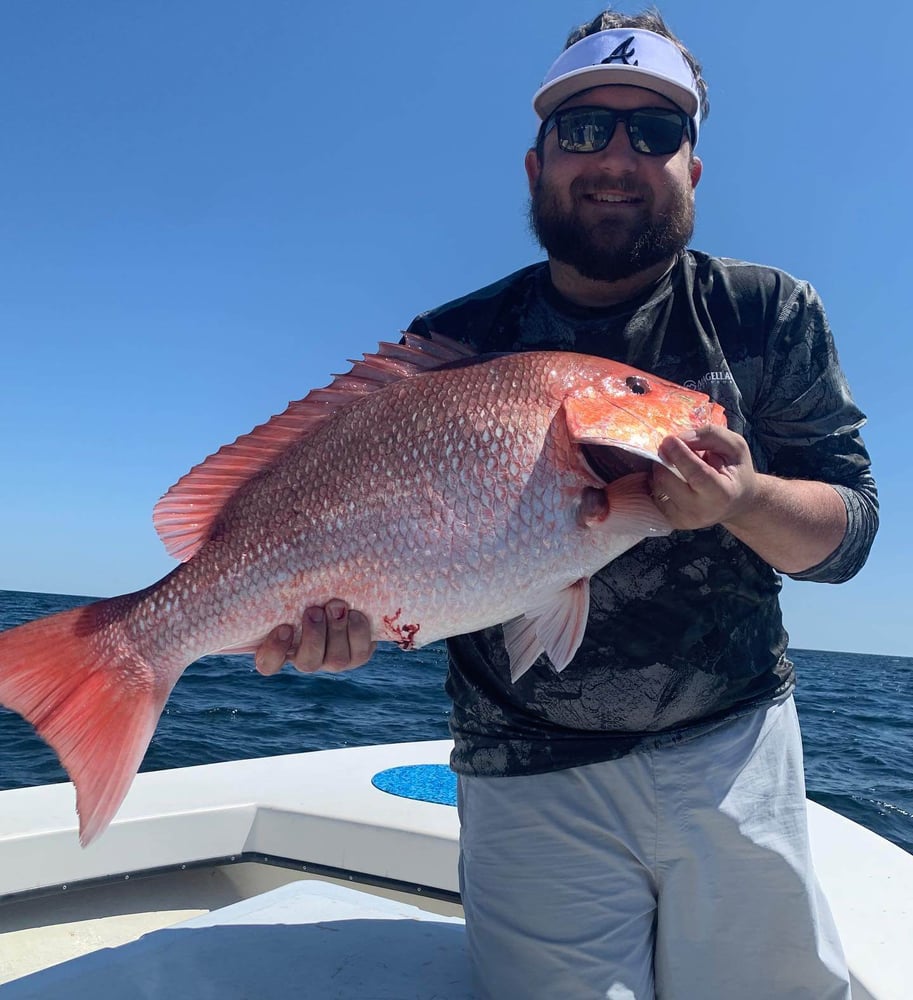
{"left": 457, "top": 696, "right": 851, "bottom": 1000}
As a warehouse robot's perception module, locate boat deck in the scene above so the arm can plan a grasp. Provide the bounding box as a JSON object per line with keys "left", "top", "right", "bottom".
{"left": 0, "top": 740, "right": 911, "bottom": 998}
{"left": 2, "top": 879, "right": 468, "bottom": 999}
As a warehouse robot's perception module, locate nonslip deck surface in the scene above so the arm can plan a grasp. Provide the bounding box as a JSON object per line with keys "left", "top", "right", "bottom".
{"left": 4, "top": 880, "right": 470, "bottom": 999}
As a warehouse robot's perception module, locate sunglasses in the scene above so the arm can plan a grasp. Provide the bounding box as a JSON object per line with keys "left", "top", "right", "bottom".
{"left": 541, "top": 106, "right": 695, "bottom": 157}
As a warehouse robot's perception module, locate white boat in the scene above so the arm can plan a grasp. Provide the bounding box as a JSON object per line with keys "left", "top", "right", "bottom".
{"left": 0, "top": 739, "right": 910, "bottom": 998}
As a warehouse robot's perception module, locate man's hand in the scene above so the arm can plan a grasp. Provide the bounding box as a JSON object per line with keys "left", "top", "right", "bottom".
{"left": 649, "top": 425, "right": 846, "bottom": 574}
{"left": 650, "top": 426, "right": 759, "bottom": 531}
{"left": 255, "top": 599, "right": 377, "bottom": 676}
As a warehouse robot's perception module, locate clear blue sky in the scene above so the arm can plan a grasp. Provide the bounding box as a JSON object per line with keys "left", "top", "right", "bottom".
{"left": 0, "top": 2, "right": 909, "bottom": 655}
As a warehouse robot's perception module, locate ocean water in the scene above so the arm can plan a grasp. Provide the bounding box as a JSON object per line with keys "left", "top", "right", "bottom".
{"left": 0, "top": 589, "right": 910, "bottom": 855}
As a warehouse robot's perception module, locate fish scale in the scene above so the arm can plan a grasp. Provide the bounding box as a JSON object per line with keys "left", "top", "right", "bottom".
{"left": 0, "top": 333, "right": 726, "bottom": 844}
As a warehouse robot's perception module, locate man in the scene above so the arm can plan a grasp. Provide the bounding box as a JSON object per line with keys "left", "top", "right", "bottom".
{"left": 258, "top": 9, "right": 877, "bottom": 998}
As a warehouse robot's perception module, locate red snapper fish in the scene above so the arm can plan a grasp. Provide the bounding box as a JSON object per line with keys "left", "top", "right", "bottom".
{"left": 0, "top": 334, "right": 725, "bottom": 844}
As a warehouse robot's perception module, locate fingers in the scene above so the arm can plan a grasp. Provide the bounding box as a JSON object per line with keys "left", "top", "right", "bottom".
{"left": 257, "top": 600, "right": 377, "bottom": 676}
{"left": 315, "top": 599, "right": 360, "bottom": 672}
{"left": 345, "top": 609, "right": 377, "bottom": 667}
{"left": 651, "top": 435, "right": 701, "bottom": 508}
{"left": 254, "top": 623, "right": 296, "bottom": 676}
{"left": 651, "top": 426, "right": 756, "bottom": 529}
{"left": 659, "top": 427, "right": 750, "bottom": 482}
{"left": 650, "top": 462, "right": 684, "bottom": 511}
{"left": 296, "top": 604, "right": 332, "bottom": 669}
{"left": 659, "top": 434, "right": 721, "bottom": 491}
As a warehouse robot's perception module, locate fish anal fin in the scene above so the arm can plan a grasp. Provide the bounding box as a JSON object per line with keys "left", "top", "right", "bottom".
{"left": 0, "top": 601, "right": 179, "bottom": 846}
{"left": 153, "top": 332, "right": 476, "bottom": 563}
{"left": 504, "top": 578, "right": 591, "bottom": 682}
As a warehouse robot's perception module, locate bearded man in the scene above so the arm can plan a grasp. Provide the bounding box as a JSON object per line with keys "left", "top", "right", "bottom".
{"left": 258, "top": 9, "right": 877, "bottom": 998}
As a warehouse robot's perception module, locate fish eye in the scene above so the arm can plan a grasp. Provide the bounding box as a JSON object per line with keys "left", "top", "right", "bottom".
{"left": 625, "top": 376, "right": 650, "bottom": 395}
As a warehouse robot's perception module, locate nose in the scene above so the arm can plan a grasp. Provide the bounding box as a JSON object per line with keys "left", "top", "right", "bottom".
{"left": 596, "top": 120, "right": 639, "bottom": 168}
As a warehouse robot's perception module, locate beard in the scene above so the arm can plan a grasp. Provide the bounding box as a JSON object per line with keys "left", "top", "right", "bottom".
{"left": 528, "top": 170, "right": 695, "bottom": 283}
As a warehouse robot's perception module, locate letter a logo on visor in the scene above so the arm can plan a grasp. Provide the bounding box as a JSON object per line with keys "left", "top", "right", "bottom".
{"left": 532, "top": 28, "right": 701, "bottom": 143}
{"left": 602, "top": 37, "right": 638, "bottom": 66}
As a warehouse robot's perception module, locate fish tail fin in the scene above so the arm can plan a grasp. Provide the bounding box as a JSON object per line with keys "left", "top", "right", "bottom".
{"left": 0, "top": 598, "right": 175, "bottom": 846}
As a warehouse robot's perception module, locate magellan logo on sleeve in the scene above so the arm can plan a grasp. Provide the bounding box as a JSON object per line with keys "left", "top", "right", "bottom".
{"left": 684, "top": 371, "right": 734, "bottom": 392}
{"left": 601, "top": 37, "right": 638, "bottom": 66}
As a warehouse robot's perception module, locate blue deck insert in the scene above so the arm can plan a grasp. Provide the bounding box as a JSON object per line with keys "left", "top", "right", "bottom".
{"left": 371, "top": 764, "right": 457, "bottom": 806}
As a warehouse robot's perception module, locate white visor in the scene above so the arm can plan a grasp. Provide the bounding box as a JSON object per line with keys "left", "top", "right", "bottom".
{"left": 533, "top": 28, "right": 701, "bottom": 141}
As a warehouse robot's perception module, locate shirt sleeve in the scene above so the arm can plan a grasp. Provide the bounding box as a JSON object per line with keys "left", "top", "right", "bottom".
{"left": 405, "top": 315, "right": 429, "bottom": 337}
{"left": 753, "top": 280, "right": 878, "bottom": 583}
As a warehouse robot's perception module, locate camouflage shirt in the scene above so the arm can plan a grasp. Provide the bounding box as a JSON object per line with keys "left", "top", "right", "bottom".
{"left": 407, "top": 251, "right": 878, "bottom": 776}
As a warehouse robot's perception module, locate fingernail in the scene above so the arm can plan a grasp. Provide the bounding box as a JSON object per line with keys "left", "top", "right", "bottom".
{"left": 277, "top": 625, "right": 293, "bottom": 642}
{"left": 331, "top": 603, "right": 347, "bottom": 621}
{"left": 306, "top": 608, "right": 324, "bottom": 624}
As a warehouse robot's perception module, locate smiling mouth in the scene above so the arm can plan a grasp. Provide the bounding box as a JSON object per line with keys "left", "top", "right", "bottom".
{"left": 586, "top": 192, "right": 642, "bottom": 204}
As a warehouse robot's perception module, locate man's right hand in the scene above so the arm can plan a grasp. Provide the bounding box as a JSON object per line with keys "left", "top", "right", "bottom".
{"left": 254, "top": 599, "right": 377, "bottom": 676}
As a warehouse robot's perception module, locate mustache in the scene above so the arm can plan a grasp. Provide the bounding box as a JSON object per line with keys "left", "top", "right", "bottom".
{"left": 568, "top": 175, "right": 652, "bottom": 201}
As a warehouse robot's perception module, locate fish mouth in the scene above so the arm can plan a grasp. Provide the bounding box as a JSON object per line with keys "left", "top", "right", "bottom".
{"left": 582, "top": 443, "right": 656, "bottom": 482}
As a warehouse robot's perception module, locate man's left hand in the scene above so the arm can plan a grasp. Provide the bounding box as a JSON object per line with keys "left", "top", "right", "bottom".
{"left": 650, "top": 425, "right": 758, "bottom": 531}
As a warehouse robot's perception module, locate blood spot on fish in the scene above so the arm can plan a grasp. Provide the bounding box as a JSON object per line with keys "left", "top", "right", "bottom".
{"left": 383, "top": 608, "right": 421, "bottom": 650}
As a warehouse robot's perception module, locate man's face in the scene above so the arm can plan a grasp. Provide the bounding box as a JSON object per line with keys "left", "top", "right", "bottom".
{"left": 526, "top": 85, "right": 702, "bottom": 284}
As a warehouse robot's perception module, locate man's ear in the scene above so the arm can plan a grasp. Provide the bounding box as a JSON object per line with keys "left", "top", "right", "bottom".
{"left": 690, "top": 155, "right": 702, "bottom": 189}
{"left": 524, "top": 147, "right": 540, "bottom": 196}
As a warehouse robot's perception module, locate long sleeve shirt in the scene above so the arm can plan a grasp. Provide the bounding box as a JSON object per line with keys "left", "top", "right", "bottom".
{"left": 406, "top": 251, "right": 878, "bottom": 776}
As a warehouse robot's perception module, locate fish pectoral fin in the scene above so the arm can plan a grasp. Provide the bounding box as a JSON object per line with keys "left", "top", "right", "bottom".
{"left": 503, "top": 578, "right": 591, "bottom": 682}
{"left": 604, "top": 473, "right": 673, "bottom": 538}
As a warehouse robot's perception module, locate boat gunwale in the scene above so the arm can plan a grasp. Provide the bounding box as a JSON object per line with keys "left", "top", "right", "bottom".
{"left": 0, "top": 850, "right": 462, "bottom": 908}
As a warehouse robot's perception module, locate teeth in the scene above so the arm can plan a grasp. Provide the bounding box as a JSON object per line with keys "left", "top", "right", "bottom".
{"left": 592, "top": 194, "right": 634, "bottom": 203}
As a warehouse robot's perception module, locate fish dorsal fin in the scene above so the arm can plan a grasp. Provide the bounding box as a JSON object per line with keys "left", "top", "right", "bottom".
{"left": 152, "top": 332, "right": 475, "bottom": 562}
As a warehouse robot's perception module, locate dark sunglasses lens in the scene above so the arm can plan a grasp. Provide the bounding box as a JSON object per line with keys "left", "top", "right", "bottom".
{"left": 553, "top": 108, "right": 687, "bottom": 155}
{"left": 628, "top": 110, "right": 686, "bottom": 154}
{"left": 556, "top": 110, "right": 617, "bottom": 152}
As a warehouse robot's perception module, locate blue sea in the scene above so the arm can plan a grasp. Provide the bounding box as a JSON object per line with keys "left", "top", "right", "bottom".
{"left": 0, "top": 588, "right": 910, "bottom": 855}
